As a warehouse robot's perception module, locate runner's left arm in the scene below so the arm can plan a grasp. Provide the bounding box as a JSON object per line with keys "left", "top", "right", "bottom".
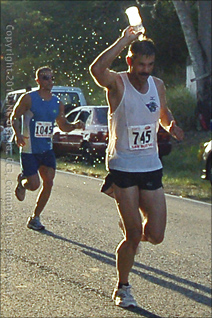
{"left": 56, "top": 101, "right": 85, "bottom": 132}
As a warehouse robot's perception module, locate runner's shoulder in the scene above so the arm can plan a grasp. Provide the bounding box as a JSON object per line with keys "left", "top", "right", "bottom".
{"left": 152, "top": 76, "right": 165, "bottom": 92}
{"left": 152, "top": 76, "right": 164, "bottom": 85}
{"left": 18, "top": 92, "right": 32, "bottom": 109}
{"left": 107, "top": 70, "right": 122, "bottom": 90}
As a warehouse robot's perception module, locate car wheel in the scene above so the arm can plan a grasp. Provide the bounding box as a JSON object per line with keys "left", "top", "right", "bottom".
{"left": 82, "top": 143, "right": 93, "bottom": 165}
{"left": 206, "top": 155, "right": 212, "bottom": 184}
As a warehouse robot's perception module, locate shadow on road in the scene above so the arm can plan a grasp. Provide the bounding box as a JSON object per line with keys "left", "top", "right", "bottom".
{"left": 124, "top": 306, "right": 162, "bottom": 318}
{"left": 40, "top": 229, "right": 211, "bottom": 310}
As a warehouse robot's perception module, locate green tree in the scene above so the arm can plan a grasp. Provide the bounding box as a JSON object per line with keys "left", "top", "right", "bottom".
{"left": 136, "top": 0, "right": 211, "bottom": 129}
{"left": 1, "top": 0, "right": 191, "bottom": 106}
{"left": 172, "top": 0, "right": 211, "bottom": 130}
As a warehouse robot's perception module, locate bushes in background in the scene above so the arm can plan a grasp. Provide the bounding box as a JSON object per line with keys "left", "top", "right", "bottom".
{"left": 166, "top": 85, "right": 197, "bottom": 131}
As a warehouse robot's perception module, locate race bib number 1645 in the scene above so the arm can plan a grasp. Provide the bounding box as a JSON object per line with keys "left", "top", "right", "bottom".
{"left": 128, "top": 124, "right": 154, "bottom": 150}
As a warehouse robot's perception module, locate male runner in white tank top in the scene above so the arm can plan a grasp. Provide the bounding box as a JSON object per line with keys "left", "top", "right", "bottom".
{"left": 90, "top": 26, "right": 184, "bottom": 308}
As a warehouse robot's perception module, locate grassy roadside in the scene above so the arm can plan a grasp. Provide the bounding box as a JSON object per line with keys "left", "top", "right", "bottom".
{"left": 162, "top": 130, "right": 211, "bottom": 203}
{"left": 55, "top": 130, "right": 212, "bottom": 203}
{"left": 55, "top": 130, "right": 211, "bottom": 203}
{"left": 1, "top": 130, "right": 211, "bottom": 203}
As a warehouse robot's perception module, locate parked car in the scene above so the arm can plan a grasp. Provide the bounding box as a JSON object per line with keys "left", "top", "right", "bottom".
{"left": 53, "top": 105, "right": 172, "bottom": 163}
{"left": 1, "top": 86, "right": 87, "bottom": 124}
{"left": 53, "top": 106, "right": 108, "bottom": 163}
{"left": 201, "top": 140, "right": 212, "bottom": 184}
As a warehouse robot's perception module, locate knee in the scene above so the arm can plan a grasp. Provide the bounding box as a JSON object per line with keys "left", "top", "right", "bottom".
{"left": 28, "top": 180, "right": 40, "bottom": 191}
{"left": 143, "top": 222, "right": 165, "bottom": 245}
{"left": 148, "top": 233, "right": 164, "bottom": 245}
{"left": 126, "top": 228, "right": 142, "bottom": 249}
{"left": 43, "top": 178, "right": 54, "bottom": 190}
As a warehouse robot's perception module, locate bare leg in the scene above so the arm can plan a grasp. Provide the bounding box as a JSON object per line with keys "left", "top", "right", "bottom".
{"left": 22, "top": 173, "right": 40, "bottom": 191}
{"left": 15, "top": 172, "right": 40, "bottom": 201}
{"left": 139, "top": 187, "right": 167, "bottom": 244}
{"left": 113, "top": 184, "right": 142, "bottom": 285}
{"left": 118, "top": 187, "right": 167, "bottom": 245}
{"left": 32, "top": 166, "right": 55, "bottom": 218}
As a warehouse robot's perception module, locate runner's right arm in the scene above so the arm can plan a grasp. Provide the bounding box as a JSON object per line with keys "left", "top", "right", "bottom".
{"left": 89, "top": 26, "right": 139, "bottom": 88}
{"left": 89, "top": 26, "right": 140, "bottom": 111}
{"left": 10, "top": 94, "right": 31, "bottom": 147}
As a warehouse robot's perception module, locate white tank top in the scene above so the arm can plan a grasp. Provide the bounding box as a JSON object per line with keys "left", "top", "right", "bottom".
{"left": 106, "top": 72, "right": 162, "bottom": 172}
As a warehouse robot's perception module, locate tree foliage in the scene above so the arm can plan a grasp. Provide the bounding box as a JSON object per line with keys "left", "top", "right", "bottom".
{"left": 1, "top": 0, "right": 189, "bottom": 101}
{"left": 171, "top": 0, "right": 211, "bottom": 130}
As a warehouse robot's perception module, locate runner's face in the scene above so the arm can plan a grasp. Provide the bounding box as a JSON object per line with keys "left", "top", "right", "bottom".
{"left": 130, "top": 54, "right": 155, "bottom": 81}
{"left": 37, "top": 71, "right": 55, "bottom": 91}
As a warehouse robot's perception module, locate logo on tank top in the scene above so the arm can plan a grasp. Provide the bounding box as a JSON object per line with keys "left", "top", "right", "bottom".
{"left": 146, "top": 97, "right": 159, "bottom": 113}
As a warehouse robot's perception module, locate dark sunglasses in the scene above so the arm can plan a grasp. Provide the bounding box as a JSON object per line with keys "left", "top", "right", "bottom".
{"left": 41, "top": 75, "right": 55, "bottom": 81}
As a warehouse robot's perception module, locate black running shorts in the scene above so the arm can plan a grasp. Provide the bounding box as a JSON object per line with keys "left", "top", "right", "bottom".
{"left": 102, "top": 168, "right": 163, "bottom": 191}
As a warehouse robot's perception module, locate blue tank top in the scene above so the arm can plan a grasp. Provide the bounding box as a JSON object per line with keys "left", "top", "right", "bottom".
{"left": 21, "top": 90, "right": 60, "bottom": 154}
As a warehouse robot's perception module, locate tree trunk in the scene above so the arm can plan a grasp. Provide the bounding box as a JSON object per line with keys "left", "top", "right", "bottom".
{"left": 172, "top": 0, "right": 211, "bottom": 130}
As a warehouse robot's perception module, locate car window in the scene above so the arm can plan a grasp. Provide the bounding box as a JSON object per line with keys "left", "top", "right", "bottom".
{"left": 93, "top": 108, "right": 108, "bottom": 125}
{"left": 86, "top": 112, "right": 93, "bottom": 126}
{"left": 78, "top": 111, "right": 91, "bottom": 124}
{"left": 66, "top": 111, "right": 79, "bottom": 123}
{"left": 54, "top": 92, "right": 81, "bottom": 114}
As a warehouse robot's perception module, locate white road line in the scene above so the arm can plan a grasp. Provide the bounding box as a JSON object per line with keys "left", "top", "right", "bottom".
{"left": 2, "top": 160, "right": 210, "bottom": 206}
{"left": 57, "top": 169, "right": 211, "bottom": 206}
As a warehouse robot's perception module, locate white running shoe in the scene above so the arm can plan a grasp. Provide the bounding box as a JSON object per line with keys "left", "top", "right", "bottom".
{"left": 27, "top": 216, "right": 45, "bottom": 231}
{"left": 112, "top": 285, "right": 137, "bottom": 307}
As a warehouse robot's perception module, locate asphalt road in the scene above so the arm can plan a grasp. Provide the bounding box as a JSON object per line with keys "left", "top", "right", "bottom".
{"left": 1, "top": 159, "right": 211, "bottom": 318}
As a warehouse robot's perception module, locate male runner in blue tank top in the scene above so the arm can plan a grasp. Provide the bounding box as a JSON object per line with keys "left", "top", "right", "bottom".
{"left": 11, "top": 66, "right": 85, "bottom": 231}
{"left": 90, "top": 27, "right": 184, "bottom": 307}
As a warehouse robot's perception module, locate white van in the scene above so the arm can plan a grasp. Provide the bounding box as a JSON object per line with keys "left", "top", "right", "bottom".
{"left": 1, "top": 86, "right": 87, "bottom": 122}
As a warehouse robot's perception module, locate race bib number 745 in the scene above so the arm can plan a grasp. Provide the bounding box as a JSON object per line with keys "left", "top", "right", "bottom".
{"left": 128, "top": 124, "right": 154, "bottom": 150}
{"left": 35, "top": 121, "right": 53, "bottom": 138}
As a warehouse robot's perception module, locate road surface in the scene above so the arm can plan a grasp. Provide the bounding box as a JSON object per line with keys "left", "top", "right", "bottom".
{"left": 1, "top": 159, "right": 211, "bottom": 318}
